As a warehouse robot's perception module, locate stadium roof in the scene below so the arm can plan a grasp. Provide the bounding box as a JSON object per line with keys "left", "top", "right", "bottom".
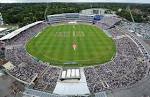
{"left": 53, "top": 69, "right": 90, "bottom": 95}
{"left": 47, "top": 13, "right": 94, "bottom": 17}
{"left": 0, "top": 21, "right": 43, "bottom": 41}
{"left": 0, "top": 28, "right": 7, "bottom": 32}
{"left": 3, "top": 62, "right": 15, "bottom": 70}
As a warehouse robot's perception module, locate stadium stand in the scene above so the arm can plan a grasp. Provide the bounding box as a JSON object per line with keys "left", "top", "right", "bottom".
{"left": 33, "top": 67, "right": 61, "bottom": 92}
{"left": 119, "top": 21, "right": 150, "bottom": 40}
{"left": 96, "top": 16, "right": 122, "bottom": 29}
{"left": 0, "top": 12, "right": 149, "bottom": 96}
{"left": 0, "top": 21, "right": 43, "bottom": 41}
{"left": 80, "top": 8, "right": 116, "bottom": 16}
{"left": 2, "top": 21, "right": 61, "bottom": 92}
{"left": 84, "top": 34, "right": 148, "bottom": 93}
{"left": 47, "top": 13, "right": 95, "bottom": 24}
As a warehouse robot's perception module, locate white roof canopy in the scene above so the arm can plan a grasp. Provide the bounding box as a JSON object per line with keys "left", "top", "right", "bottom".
{"left": 0, "top": 21, "right": 43, "bottom": 41}
{"left": 0, "top": 28, "right": 7, "bottom": 32}
{"left": 54, "top": 68, "right": 90, "bottom": 95}
{"left": 3, "top": 61, "right": 15, "bottom": 70}
{"left": 60, "top": 69, "right": 80, "bottom": 80}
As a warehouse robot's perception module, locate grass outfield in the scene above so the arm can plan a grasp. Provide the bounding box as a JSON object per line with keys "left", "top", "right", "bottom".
{"left": 26, "top": 23, "right": 116, "bottom": 67}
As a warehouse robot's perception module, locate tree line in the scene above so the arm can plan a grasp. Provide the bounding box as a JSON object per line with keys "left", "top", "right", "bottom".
{"left": 0, "top": 3, "right": 149, "bottom": 27}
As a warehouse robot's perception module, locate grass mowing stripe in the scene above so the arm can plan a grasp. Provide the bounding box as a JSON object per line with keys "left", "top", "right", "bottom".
{"left": 26, "top": 23, "right": 116, "bottom": 67}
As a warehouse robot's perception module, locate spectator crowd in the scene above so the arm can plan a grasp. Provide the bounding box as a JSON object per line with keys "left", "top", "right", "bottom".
{"left": 1, "top": 16, "right": 150, "bottom": 94}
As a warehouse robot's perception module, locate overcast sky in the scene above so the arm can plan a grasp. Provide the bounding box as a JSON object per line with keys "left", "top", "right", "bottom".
{"left": 0, "top": 0, "right": 150, "bottom": 3}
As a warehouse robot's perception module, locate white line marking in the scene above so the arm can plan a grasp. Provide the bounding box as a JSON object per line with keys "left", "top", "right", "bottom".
{"left": 55, "top": 32, "right": 58, "bottom": 37}
{"left": 73, "top": 31, "right": 75, "bottom": 37}
{"left": 79, "top": 31, "right": 85, "bottom": 37}
{"left": 64, "top": 32, "right": 65, "bottom": 37}
{"left": 35, "top": 32, "right": 42, "bottom": 37}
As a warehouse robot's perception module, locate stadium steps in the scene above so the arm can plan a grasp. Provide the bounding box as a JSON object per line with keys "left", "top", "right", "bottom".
{"left": 95, "top": 91, "right": 107, "bottom": 97}
{"left": 23, "top": 88, "right": 68, "bottom": 97}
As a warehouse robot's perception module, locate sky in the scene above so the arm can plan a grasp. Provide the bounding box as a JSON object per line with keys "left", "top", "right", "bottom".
{"left": 0, "top": 0, "right": 150, "bottom": 3}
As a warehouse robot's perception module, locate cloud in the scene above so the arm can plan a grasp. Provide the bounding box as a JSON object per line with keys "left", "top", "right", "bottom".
{"left": 0, "top": 0, "right": 150, "bottom": 3}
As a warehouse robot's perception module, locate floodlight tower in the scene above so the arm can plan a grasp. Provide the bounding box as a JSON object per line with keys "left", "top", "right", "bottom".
{"left": 0, "top": 13, "right": 4, "bottom": 25}
{"left": 127, "top": 6, "right": 135, "bottom": 23}
{"left": 127, "top": 6, "right": 136, "bottom": 33}
{"left": 44, "top": 2, "right": 49, "bottom": 22}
